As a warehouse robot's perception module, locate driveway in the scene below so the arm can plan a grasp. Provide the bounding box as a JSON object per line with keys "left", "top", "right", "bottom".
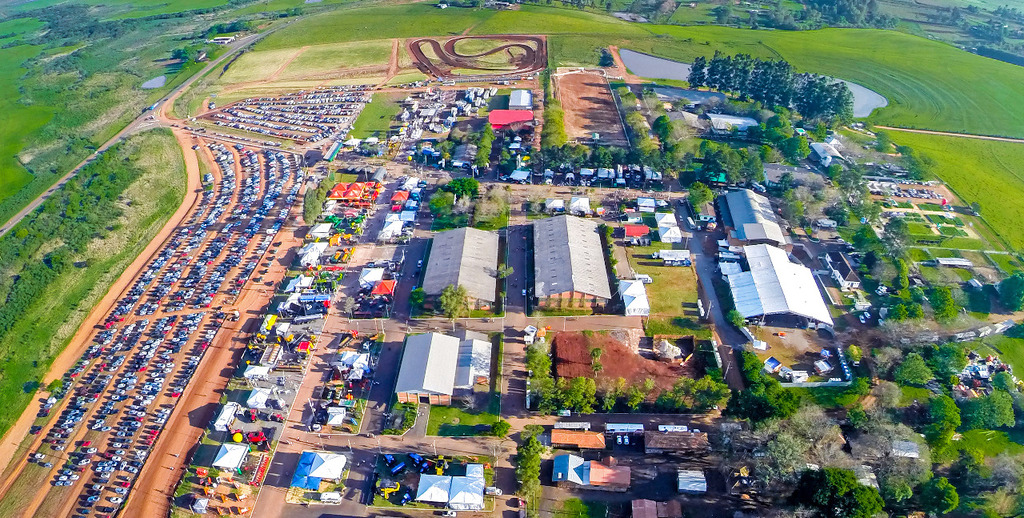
{"left": 689, "top": 229, "right": 746, "bottom": 390}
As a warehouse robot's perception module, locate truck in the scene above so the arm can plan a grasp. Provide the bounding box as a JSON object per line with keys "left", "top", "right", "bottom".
{"left": 523, "top": 325, "right": 537, "bottom": 345}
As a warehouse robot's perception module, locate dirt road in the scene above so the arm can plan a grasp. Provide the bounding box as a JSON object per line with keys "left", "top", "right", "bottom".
{"left": 874, "top": 126, "right": 1024, "bottom": 143}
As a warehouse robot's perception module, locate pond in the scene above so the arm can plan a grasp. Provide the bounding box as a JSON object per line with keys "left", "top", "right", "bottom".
{"left": 618, "top": 48, "right": 888, "bottom": 118}
{"left": 141, "top": 75, "right": 166, "bottom": 89}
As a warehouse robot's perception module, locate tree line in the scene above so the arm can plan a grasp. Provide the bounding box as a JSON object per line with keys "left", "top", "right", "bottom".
{"left": 688, "top": 51, "right": 854, "bottom": 123}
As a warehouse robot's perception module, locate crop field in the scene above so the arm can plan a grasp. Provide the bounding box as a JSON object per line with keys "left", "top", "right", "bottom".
{"left": 276, "top": 40, "right": 393, "bottom": 81}
{"left": 217, "top": 47, "right": 306, "bottom": 85}
{"left": 886, "top": 131, "right": 1024, "bottom": 252}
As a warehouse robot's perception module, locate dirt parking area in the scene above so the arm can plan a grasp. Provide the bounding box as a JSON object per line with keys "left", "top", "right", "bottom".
{"left": 555, "top": 71, "right": 628, "bottom": 146}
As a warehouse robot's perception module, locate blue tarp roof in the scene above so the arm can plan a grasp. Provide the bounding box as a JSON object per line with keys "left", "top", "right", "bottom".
{"left": 290, "top": 451, "right": 322, "bottom": 490}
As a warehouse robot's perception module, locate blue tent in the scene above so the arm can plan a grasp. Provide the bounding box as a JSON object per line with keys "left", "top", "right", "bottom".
{"left": 290, "top": 451, "right": 322, "bottom": 490}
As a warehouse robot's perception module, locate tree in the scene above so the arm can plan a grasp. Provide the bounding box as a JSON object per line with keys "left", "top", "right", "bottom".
{"left": 439, "top": 284, "right": 470, "bottom": 322}
{"left": 688, "top": 181, "right": 713, "bottom": 208}
{"left": 341, "top": 296, "right": 356, "bottom": 317}
{"left": 45, "top": 379, "right": 63, "bottom": 393}
{"left": 429, "top": 191, "right": 455, "bottom": 216}
{"left": 926, "top": 395, "right": 961, "bottom": 445}
{"left": 443, "top": 177, "right": 480, "bottom": 199}
{"left": 846, "top": 345, "right": 862, "bottom": 363}
{"left": 960, "top": 389, "right": 1015, "bottom": 429}
{"left": 590, "top": 347, "right": 602, "bottom": 362}
{"left": 409, "top": 288, "right": 425, "bottom": 311}
{"left": 920, "top": 477, "right": 959, "bottom": 515}
{"left": 894, "top": 353, "right": 934, "bottom": 386}
{"left": 793, "top": 467, "right": 884, "bottom": 518}
{"left": 490, "top": 419, "right": 511, "bottom": 437}
{"left": 515, "top": 435, "right": 544, "bottom": 504}
{"left": 757, "top": 431, "right": 807, "bottom": 483}
{"left": 993, "top": 371, "right": 1017, "bottom": 393}
{"left": 929, "top": 286, "right": 960, "bottom": 322}
{"left": 726, "top": 309, "right": 745, "bottom": 328}
{"left": 497, "top": 263, "right": 514, "bottom": 279}
{"left": 999, "top": 272, "right": 1024, "bottom": 311}
{"left": 882, "top": 218, "right": 909, "bottom": 258}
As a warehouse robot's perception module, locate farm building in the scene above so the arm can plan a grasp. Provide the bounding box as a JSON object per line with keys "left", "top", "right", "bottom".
{"left": 720, "top": 189, "right": 787, "bottom": 248}
{"left": 809, "top": 142, "right": 844, "bottom": 167}
{"left": 725, "top": 244, "right": 834, "bottom": 328}
{"left": 552, "top": 454, "right": 630, "bottom": 491}
{"left": 488, "top": 109, "right": 534, "bottom": 130}
{"left": 533, "top": 215, "right": 612, "bottom": 308}
{"left": 394, "top": 333, "right": 460, "bottom": 405}
{"left": 509, "top": 89, "right": 534, "bottom": 110}
{"left": 395, "top": 332, "right": 492, "bottom": 404}
{"left": 937, "top": 257, "right": 973, "bottom": 269}
{"left": 551, "top": 429, "right": 607, "bottom": 450}
{"left": 643, "top": 431, "right": 711, "bottom": 455}
{"left": 705, "top": 113, "right": 758, "bottom": 136}
{"left": 825, "top": 251, "right": 861, "bottom": 291}
{"left": 619, "top": 280, "right": 650, "bottom": 317}
{"left": 421, "top": 227, "right": 499, "bottom": 307}
{"left": 290, "top": 451, "right": 347, "bottom": 490}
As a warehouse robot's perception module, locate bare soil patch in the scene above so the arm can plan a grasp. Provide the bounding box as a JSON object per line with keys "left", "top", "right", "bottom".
{"left": 555, "top": 71, "right": 628, "bottom": 145}
{"left": 552, "top": 331, "right": 694, "bottom": 393}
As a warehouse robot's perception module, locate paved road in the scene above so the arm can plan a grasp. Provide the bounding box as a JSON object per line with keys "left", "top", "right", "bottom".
{"left": 689, "top": 229, "right": 746, "bottom": 390}
{"left": 0, "top": 32, "right": 263, "bottom": 239}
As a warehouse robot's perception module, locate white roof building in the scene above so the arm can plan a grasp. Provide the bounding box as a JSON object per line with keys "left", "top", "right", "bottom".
{"left": 326, "top": 407, "right": 347, "bottom": 425}
{"left": 569, "top": 196, "right": 592, "bottom": 215}
{"left": 307, "top": 452, "right": 347, "bottom": 479}
{"left": 677, "top": 469, "right": 707, "bottom": 493}
{"left": 726, "top": 244, "right": 833, "bottom": 326}
{"left": 509, "top": 89, "right": 533, "bottom": 110}
{"left": 455, "top": 335, "right": 492, "bottom": 390}
{"left": 545, "top": 198, "right": 565, "bottom": 211}
{"left": 212, "top": 402, "right": 240, "bottom": 432}
{"left": 706, "top": 113, "right": 759, "bottom": 134}
{"left": 378, "top": 220, "right": 405, "bottom": 241}
{"left": 619, "top": 280, "right": 650, "bottom": 317}
{"left": 449, "top": 464, "right": 486, "bottom": 510}
{"left": 358, "top": 268, "right": 386, "bottom": 289}
{"left": 722, "top": 189, "right": 787, "bottom": 246}
{"left": 298, "top": 242, "right": 329, "bottom": 267}
{"left": 810, "top": 142, "right": 844, "bottom": 167}
{"left": 212, "top": 443, "right": 248, "bottom": 470}
{"left": 242, "top": 365, "right": 270, "bottom": 379}
{"left": 395, "top": 333, "right": 461, "bottom": 397}
{"left": 654, "top": 213, "right": 678, "bottom": 228}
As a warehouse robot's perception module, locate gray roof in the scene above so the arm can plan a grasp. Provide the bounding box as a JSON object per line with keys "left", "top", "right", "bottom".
{"left": 455, "top": 338, "right": 491, "bottom": 389}
{"left": 509, "top": 89, "right": 533, "bottom": 109}
{"left": 394, "top": 333, "right": 460, "bottom": 396}
{"left": 422, "top": 227, "right": 499, "bottom": 303}
{"left": 723, "top": 189, "right": 786, "bottom": 246}
{"left": 533, "top": 215, "right": 612, "bottom": 300}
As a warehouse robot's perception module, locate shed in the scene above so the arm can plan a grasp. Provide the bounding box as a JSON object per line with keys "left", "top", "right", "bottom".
{"left": 677, "top": 469, "right": 707, "bottom": 493}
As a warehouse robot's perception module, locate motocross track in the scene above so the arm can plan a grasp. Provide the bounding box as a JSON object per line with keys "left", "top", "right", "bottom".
{"left": 408, "top": 35, "right": 546, "bottom": 80}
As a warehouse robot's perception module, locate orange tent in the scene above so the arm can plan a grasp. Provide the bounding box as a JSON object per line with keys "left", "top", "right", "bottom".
{"left": 371, "top": 280, "right": 397, "bottom": 295}
{"left": 391, "top": 190, "right": 410, "bottom": 203}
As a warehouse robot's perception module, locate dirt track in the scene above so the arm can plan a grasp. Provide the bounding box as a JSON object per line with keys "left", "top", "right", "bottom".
{"left": 408, "top": 35, "right": 546, "bottom": 80}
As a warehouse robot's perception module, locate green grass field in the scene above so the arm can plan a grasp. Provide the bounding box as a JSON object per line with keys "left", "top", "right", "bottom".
{"left": 426, "top": 406, "right": 497, "bottom": 436}
{"left": 349, "top": 92, "right": 401, "bottom": 138}
{"left": 277, "top": 39, "right": 393, "bottom": 81}
{"left": 0, "top": 45, "right": 52, "bottom": 207}
{"left": 887, "top": 131, "right": 1024, "bottom": 252}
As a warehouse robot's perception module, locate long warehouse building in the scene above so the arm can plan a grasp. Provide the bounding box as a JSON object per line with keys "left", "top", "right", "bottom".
{"left": 533, "top": 215, "right": 612, "bottom": 308}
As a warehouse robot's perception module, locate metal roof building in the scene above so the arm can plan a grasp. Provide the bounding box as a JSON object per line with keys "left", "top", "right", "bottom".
{"left": 533, "top": 215, "right": 612, "bottom": 301}
{"left": 509, "top": 89, "right": 533, "bottom": 110}
{"left": 395, "top": 333, "right": 461, "bottom": 404}
{"left": 619, "top": 280, "right": 650, "bottom": 317}
{"left": 422, "top": 227, "right": 499, "bottom": 304}
{"left": 721, "top": 189, "right": 787, "bottom": 247}
{"left": 726, "top": 244, "right": 834, "bottom": 326}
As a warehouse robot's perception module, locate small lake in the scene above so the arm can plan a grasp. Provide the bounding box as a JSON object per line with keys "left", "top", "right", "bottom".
{"left": 618, "top": 48, "right": 888, "bottom": 118}
{"left": 141, "top": 75, "right": 166, "bottom": 89}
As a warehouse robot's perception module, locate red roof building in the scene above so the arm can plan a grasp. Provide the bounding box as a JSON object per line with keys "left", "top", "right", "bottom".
{"left": 488, "top": 109, "right": 534, "bottom": 130}
{"left": 623, "top": 224, "right": 650, "bottom": 237}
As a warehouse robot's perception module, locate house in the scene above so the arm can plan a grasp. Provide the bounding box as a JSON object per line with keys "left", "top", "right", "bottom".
{"left": 421, "top": 227, "right": 499, "bottom": 308}
{"left": 488, "top": 109, "right": 534, "bottom": 130}
{"left": 720, "top": 189, "right": 787, "bottom": 248}
{"left": 809, "top": 142, "right": 843, "bottom": 167}
{"left": 619, "top": 280, "right": 650, "bottom": 317}
{"left": 705, "top": 113, "right": 759, "bottom": 136}
{"left": 694, "top": 201, "right": 717, "bottom": 225}
{"left": 725, "top": 244, "right": 834, "bottom": 328}
{"left": 623, "top": 224, "right": 650, "bottom": 239}
{"left": 552, "top": 454, "right": 630, "bottom": 491}
{"left": 509, "top": 89, "right": 533, "bottom": 110}
{"left": 643, "top": 431, "right": 711, "bottom": 455}
{"left": 533, "top": 215, "right": 612, "bottom": 308}
{"left": 550, "top": 429, "right": 607, "bottom": 450}
{"left": 825, "top": 251, "right": 861, "bottom": 291}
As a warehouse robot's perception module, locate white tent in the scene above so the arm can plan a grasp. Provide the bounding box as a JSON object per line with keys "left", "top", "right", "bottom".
{"left": 378, "top": 220, "right": 405, "bottom": 241}
{"left": 415, "top": 475, "right": 452, "bottom": 504}
{"left": 658, "top": 226, "right": 683, "bottom": 243}
{"left": 569, "top": 197, "right": 591, "bottom": 215}
{"left": 399, "top": 210, "right": 418, "bottom": 223}
{"left": 344, "top": 137, "right": 362, "bottom": 147}
{"left": 510, "top": 169, "right": 530, "bottom": 182}
{"left": 242, "top": 365, "right": 270, "bottom": 379}
{"left": 246, "top": 388, "right": 271, "bottom": 409}
{"left": 448, "top": 464, "right": 485, "bottom": 510}
{"left": 335, "top": 351, "right": 370, "bottom": 370}
{"left": 307, "top": 452, "right": 347, "bottom": 480}
{"left": 654, "top": 212, "right": 678, "bottom": 228}
{"left": 212, "top": 443, "right": 248, "bottom": 470}
{"left": 309, "top": 223, "right": 333, "bottom": 239}
{"left": 726, "top": 244, "right": 834, "bottom": 326}
{"left": 298, "top": 242, "right": 328, "bottom": 267}
{"left": 619, "top": 280, "right": 650, "bottom": 316}
{"left": 326, "top": 407, "right": 347, "bottom": 426}
{"left": 283, "top": 274, "right": 314, "bottom": 293}
{"left": 545, "top": 199, "right": 564, "bottom": 212}
{"left": 637, "top": 197, "right": 656, "bottom": 213}
{"left": 358, "top": 268, "right": 385, "bottom": 289}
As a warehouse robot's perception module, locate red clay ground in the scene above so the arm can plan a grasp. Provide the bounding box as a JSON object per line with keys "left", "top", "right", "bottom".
{"left": 408, "top": 35, "right": 546, "bottom": 80}
{"left": 552, "top": 332, "right": 690, "bottom": 393}
{"left": 554, "top": 70, "right": 628, "bottom": 145}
